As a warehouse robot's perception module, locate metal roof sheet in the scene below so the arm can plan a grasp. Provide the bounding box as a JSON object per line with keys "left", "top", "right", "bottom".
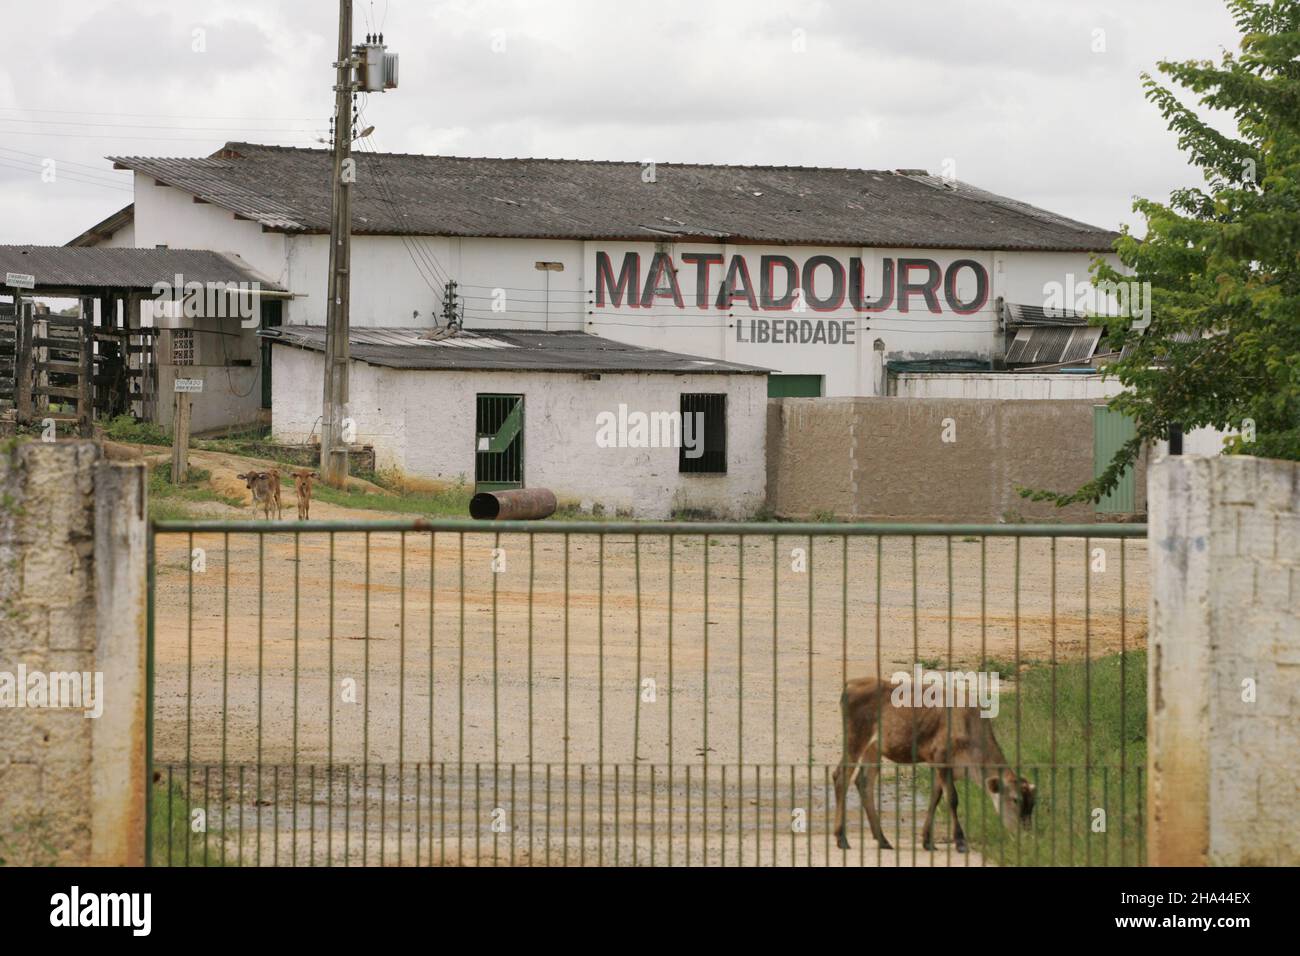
{"left": 0, "top": 245, "right": 287, "bottom": 293}
{"left": 262, "top": 325, "right": 769, "bottom": 374}
{"left": 107, "top": 142, "right": 1121, "bottom": 253}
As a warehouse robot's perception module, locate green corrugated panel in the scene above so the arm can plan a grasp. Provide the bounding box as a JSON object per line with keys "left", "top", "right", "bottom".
{"left": 1093, "top": 405, "right": 1136, "bottom": 514}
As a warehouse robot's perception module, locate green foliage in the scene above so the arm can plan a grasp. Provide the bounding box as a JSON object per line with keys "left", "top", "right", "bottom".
{"left": 147, "top": 463, "right": 243, "bottom": 521}
{"left": 104, "top": 414, "right": 170, "bottom": 447}
{"left": 311, "top": 475, "right": 474, "bottom": 517}
{"left": 1027, "top": 1, "right": 1300, "bottom": 506}
{"left": 151, "top": 776, "right": 227, "bottom": 866}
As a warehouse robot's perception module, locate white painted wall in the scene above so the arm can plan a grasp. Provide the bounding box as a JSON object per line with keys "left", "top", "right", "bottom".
{"left": 122, "top": 173, "right": 1119, "bottom": 398}
{"left": 891, "top": 372, "right": 1127, "bottom": 400}
{"left": 271, "top": 345, "right": 768, "bottom": 518}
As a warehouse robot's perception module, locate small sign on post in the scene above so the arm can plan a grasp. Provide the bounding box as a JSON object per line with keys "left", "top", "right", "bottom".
{"left": 5, "top": 272, "right": 35, "bottom": 290}
{"left": 171, "top": 378, "right": 201, "bottom": 484}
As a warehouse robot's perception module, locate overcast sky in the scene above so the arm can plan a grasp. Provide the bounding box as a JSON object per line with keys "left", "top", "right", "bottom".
{"left": 0, "top": 0, "right": 1242, "bottom": 246}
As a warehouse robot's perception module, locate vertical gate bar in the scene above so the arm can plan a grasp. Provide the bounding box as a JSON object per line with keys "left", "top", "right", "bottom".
{"left": 634, "top": 534, "right": 643, "bottom": 765}
{"left": 361, "top": 533, "right": 371, "bottom": 864}
{"left": 457, "top": 532, "right": 465, "bottom": 865}
{"left": 185, "top": 532, "right": 193, "bottom": 867}
{"left": 273, "top": 765, "right": 280, "bottom": 866}
{"left": 436, "top": 535, "right": 441, "bottom": 868}
{"left": 839, "top": 535, "right": 846, "bottom": 866}
{"left": 946, "top": 535, "right": 953, "bottom": 869}
{"left": 563, "top": 534, "right": 570, "bottom": 862}
{"left": 492, "top": 530, "right": 500, "bottom": 865}
{"left": 702, "top": 532, "right": 709, "bottom": 866}
{"left": 1068, "top": 765, "right": 1075, "bottom": 865}
{"left": 328, "top": 532, "right": 335, "bottom": 867}
{"left": 145, "top": 527, "right": 156, "bottom": 866}
{"left": 1137, "top": 766, "right": 1145, "bottom": 866}
{"left": 738, "top": 535, "right": 745, "bottom": 864}
{"left": 598, "top": 535, "right": 605, "bottom": 866}
{"left": 1014, "top": 535, "right": 1022, "bottom": 863}
{"left": 528, "top": 535, "right": 535, "bottom": 865}
{"left": 256, "top": 535, "right": 264, "bottom": 867}
{"left": 203, "top": 766, "right": 210, "bottom": 866}
{"left": 218, "top": 533, "right": 230, "bottom": 867}
{"left": 910, "top": 535, "right": 918, "bottom": 868}
{"left": 1119, "top": 539, "right": 1127, "bottom": 866}
{"left": 806, "top": 532, "right": 813, "bottom": 869}
{"left": 667, "top": 534, "right": 675, "bottom": 868}
{"left": 771, "top": 533, "right": 778, "bottom": 865}
{"left": 875, "top": 534, "right": 882, "bottom": 870}
{"left": 166, "top": 765, "right": 173, "bottom": 866}
{"left": 293, "top": 531, "right": 300, "bottom": 866}
{"left": 1103, "top": 765, "right": 1110, "bottom": 866}
{"left": 1083, "top": 536, "right": 1091, "bottom": 867}
{"left": 1050, "top": 536, "right": 1057, "bottom": 866}
{"left": 399, "top": 531, "right": 406, "bottom": 867}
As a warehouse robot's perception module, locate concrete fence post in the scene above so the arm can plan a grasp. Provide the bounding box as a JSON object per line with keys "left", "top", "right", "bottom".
{"left": 1148, "top": 454, "right": 1300, "bottom": 866}
{"left": 0, "top": 441, "right": 148, "bottom": 866}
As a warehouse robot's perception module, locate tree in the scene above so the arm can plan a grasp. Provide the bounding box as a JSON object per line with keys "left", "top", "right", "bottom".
{"left": 1027, "top": 0, "right": 1300, "bottom": 507}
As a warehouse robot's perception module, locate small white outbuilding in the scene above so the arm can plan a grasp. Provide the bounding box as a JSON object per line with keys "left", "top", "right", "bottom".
{"left": 265, "top": 326, "right": 769, "bottom": 519}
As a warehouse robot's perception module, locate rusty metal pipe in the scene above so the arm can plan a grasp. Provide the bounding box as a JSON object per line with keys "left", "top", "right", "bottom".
{"left": 470, "top": 487, "right": 557, "bottom": 521}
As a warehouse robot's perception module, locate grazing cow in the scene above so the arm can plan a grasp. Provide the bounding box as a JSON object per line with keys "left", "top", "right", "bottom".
{"left": 236, "top": 470, "right": 282, "bottom": 520}
{"left": 832, "top": 674, "right": 1036, "bottom": 853}
{"left": 292, "top": 469, "right": 319, "bottom": 520}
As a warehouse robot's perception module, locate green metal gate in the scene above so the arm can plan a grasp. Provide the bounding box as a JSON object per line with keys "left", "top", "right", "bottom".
{"left": 475, "top": 393, "right": 523, "bottom": 490}
{"left": 146, "top": 518, "right": 1149, "bottom": 867}
{"left": 1093, "top": 406, "right": 1137, "bottom": 515}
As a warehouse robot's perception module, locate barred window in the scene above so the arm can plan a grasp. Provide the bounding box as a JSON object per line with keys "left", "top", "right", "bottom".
{"left": 679, "top": 393, "right": 726, "bottom": 473}
{"left": 172, "top": 329, "right": 195, "bottom": 366}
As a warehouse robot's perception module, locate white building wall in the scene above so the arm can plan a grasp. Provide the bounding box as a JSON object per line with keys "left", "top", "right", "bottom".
{"left": 891, "top": 372, "right": 1127, "bottom": 400}
{"left": 271, "top": 346, "right": 768, "bottom": 518}
{"left": 123, "top": 175, "right": 1119, "bottom": 398}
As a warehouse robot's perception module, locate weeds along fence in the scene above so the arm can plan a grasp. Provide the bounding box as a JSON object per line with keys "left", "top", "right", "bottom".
{"left": 147, "top": 519, "right": 1148, "bottom": 867}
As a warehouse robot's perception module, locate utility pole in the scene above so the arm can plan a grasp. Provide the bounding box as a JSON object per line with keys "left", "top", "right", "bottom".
{"left": 320, "top": 0, "right": 355, "bottom": 488}
{"left": 320, "top": 2, "right": 398, "bottom": 487}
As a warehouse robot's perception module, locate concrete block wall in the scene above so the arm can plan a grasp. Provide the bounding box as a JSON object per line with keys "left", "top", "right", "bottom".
{"left": 1148, "top": 454, "right": 1300, "bottom": 865}
{"left": 0, "top": 442, "right": 147, "bottom": 866}
{"left": 767, "top": 396, "right": 1148, "bottom": 523}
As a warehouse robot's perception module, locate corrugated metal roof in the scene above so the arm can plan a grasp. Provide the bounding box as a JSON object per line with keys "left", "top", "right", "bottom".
{"left": 262, "top": 325, "right": 769, "bottom": 374}
{"left": 0, "top": 245, "right": 287, "bottom": 292}
{"left": 107, "top": 142, "right": 1121, "bottom": 252}
{"left": 1002, "top": 301, "right": 1089, "bottom": 327}
{"left": 1005, "top": 325, "right": 1102, "bottom": 365}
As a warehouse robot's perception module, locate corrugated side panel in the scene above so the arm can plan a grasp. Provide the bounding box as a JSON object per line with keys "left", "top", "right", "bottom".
{"left": 1093, "top": 405, "right": 1137, "bottom": 513}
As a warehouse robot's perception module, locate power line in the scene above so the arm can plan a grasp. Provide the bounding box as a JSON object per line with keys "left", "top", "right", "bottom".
{"left": 0, "top": 105, "right": 323, "bottom": 122}
{"left": 0, "top": 145, "right": 131, "bottom": 177}
{"left": 0, "top": 158, "right": 134, "bottom": 193}
{"left": 0, "top": 117, "right": 325, "bottom": 133}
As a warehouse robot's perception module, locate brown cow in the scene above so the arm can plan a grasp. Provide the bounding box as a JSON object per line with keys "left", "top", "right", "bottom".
{"left": 832, "top": 674, "right": 1036, "bottom": 853}
{"left": 236, "top": 470, "right": 282, "bottom": 520}
{"left": 292, "top": 469, "right": 319, "bottom": 520}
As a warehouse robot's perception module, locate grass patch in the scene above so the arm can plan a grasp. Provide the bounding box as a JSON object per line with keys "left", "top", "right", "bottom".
{"left": 147, "top": 463, "right": 244, "bottom": 522}
{"left": 151, "top": 775, "right": 227, "bottom": 866}
{"left": 312, "top": 475, "right": 474, "bottom": 517}
{"left": 104, "top": 414, "right": 170, "bottom": 446}
{"left": 926, "top": 650, "right": 1147, "bottom": 866}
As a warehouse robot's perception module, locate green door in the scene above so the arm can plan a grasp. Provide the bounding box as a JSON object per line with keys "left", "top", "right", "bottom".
{"left": 1093, "top": 405, "right": 1137, "bottom": 514}
{"left": 475, "top": 394, "right": 524, "bottom": 490}
{"left": 767, "top": 374, "right": 823, "bottom": 398}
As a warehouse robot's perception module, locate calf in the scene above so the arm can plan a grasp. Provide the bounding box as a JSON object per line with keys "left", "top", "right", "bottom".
{"left": 292, "top": 469, "right": 319, "bottom": 520}
{"left": 832, "top": 674, "right": 1036, "bottom": 853}
{"left": 236, "top": 470, "right": 282, "bottom": 520}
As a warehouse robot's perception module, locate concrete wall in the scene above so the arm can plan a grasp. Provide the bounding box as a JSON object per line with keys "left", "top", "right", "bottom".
{"left": 0, "top": 442, "right": 147, "bottom": 866}
{"left": 1148, "top": 455, "right": 1300, "bottom": 866}
{"left": 271, "top": 345, "right": 769, "bottom": 519}
{"left": 767, "top": 396, "right": 1147, "bottom": 522}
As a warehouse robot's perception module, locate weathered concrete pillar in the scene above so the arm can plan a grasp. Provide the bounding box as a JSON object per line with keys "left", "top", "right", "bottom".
{"left": 0, "top": 441, "right": 147, "bottom": 865}
{"left": 1148, "top": 454, "right": 1300, "bottom": 866}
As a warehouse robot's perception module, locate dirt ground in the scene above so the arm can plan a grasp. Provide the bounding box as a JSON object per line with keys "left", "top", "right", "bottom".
{"left": 148, "top": 448, "right": 1149, "bottom": 865}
